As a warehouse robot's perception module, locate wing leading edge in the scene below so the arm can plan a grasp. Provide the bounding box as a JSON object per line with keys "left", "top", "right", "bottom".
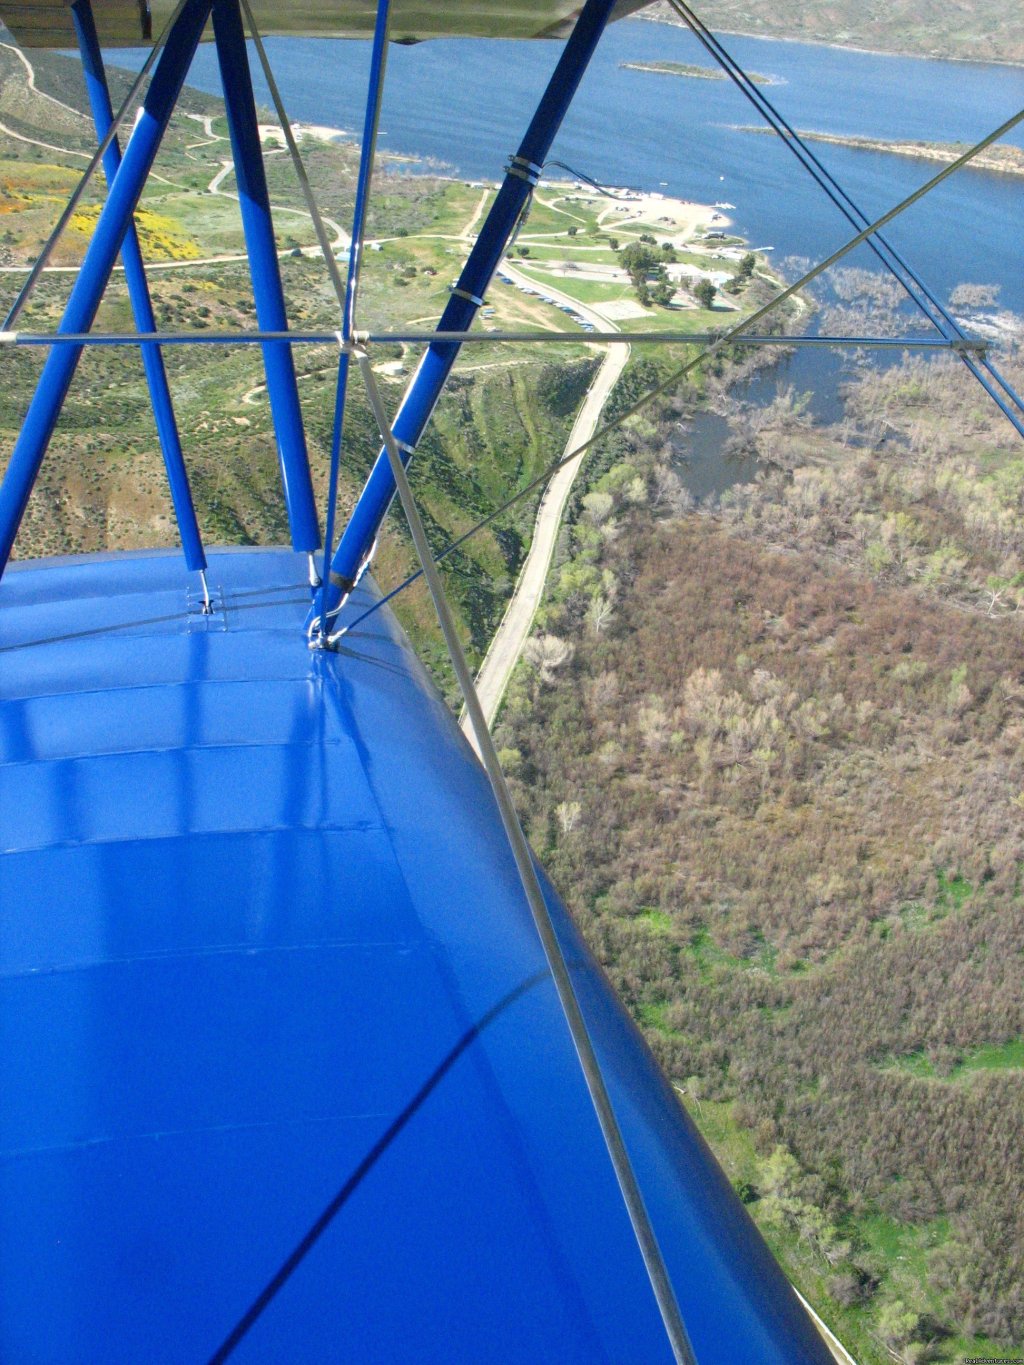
{"left": 0, "top": 0, "right": 653, "bottom": 49}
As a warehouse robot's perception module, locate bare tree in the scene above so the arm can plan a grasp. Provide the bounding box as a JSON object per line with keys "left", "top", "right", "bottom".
{"left": 555, "top": 799, "right": 582, "bottom": 834}
{"left": 949, "top": 281, "right": 1001, "bottom": 310}
{"left": 524, "top": 633, "right": 574, "bottom": 684}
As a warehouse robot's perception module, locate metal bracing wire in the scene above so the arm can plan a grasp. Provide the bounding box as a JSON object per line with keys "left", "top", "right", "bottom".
{"left": 2, "top": 0, "right": 188, "bottom": 331}
{"left": 365, "top": 332, "right": 985, "bottom": 350}
{"left": 354, "top": 348, "right": 697, "bottom": 1365}
{"left": 3, "top": 2, "right": 1014, "bottom": 589}
{"left": 666, "top": 0, "right": 960, "bottom": 336}
{"left": 239, "top": 0, "right": 348, "bottom": 316}
{"left": 12, "top": 97, "right": 1014, "bottom": 625}
{"left": 331, "top": 432, "right": 605, "bottom": 641}
{"left": 326, "top": 0, "right": 620, "bottom": 599}
{"left": 325, "top": 108, "right": 1024, "bottom": 641}
{"left": 315, "top": 0, "right": 393, "bottom": 632}
{"left": 0, "top": 0, "right": 215, "bottom": 580}
{"left": 535, "top": 101, "right": 1024, "bottom": 449}
{"left": 337, "top": 0, "right": 391, "bottom": 345}
{"left": 666, "top": 0, "right": 1024, "bottom": 434}
{"left": 201, "top": 99, "right": 1024, "bottom": 582}
{"left": 543, "top": 159, "right": 620, "bottom": 197}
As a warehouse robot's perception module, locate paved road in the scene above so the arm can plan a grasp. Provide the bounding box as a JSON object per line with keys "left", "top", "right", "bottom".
{"left": 462, "top": 262, "right": 628, "bottom": 752}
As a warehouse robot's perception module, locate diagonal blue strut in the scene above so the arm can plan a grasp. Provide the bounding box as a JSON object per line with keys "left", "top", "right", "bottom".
{"left": 321, "top": 0, "right": 621, "bottom": 619}
{"left": 71, "top": 0, "right": 208, "bottom": 577}
{"left": 0, "top": 0, "right": 214, "bottom": 582}
{"left": 212, "top": 0, "right": 320, "bottom": 557}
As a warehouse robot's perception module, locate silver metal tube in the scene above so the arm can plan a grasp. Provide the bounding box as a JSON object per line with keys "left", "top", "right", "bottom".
{"left": 0, "top": 330, "right": 986, "bottom": 351}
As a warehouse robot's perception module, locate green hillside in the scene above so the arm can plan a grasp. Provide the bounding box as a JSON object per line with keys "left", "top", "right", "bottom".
{"left": 639, "top": 0, "right": 1024, "bottom": 66}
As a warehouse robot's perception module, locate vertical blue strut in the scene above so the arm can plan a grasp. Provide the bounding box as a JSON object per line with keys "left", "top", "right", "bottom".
{"left": 0, "top": 0, "right": 213, "bottom": 580}
{"left": 316, "top": 0, "right": 391, "bottom": 633}
{"left": 212, "top": 0, "right": 320, "bottom": 555}
{"left": 325, "top": 0, "right": 619, "bottom": 607}
{"left": 71, "top": 0, "right": 208, "bottom": 575}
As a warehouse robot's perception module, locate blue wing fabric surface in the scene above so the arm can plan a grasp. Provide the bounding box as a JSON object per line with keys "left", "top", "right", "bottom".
{"left": 0, "top": 548, "right": 831, "bottom": 1363}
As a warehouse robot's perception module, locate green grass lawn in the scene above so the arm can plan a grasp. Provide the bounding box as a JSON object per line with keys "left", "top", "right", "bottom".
{"left": 515, "top": 244, "right": 622, "bottom": 266}
{"left": 892, "top": 1037, "right": 1024, "bottom": 1080}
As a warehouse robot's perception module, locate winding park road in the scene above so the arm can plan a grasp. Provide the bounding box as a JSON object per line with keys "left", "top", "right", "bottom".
{"left": 0, "top": 87, "right": 350, "bottom": 276}
{"left": 462, "top": 259, "right": 629, "bottom": 753}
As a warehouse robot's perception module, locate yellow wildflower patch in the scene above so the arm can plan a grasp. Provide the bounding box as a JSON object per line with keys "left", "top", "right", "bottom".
{"left": 64, "top": 204, "right": 201, "bottom": 260}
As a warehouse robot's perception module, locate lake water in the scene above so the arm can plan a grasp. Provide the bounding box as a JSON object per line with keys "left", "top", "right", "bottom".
{"left": 116, "top": 21, "right": 1024, "bottom": 310}
{"left": 113, "top": 20, "right": 1024, "bottom": 491}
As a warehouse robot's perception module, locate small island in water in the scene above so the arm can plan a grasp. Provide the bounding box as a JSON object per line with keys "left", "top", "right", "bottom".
{"left": 622, "top": 59, "right": 772, "bottom": 84}
{"left": 739, "top": 125, "right": 1024, "bottom": 178}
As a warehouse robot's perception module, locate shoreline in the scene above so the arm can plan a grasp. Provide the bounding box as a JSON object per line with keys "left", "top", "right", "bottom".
{"left": 255, "top": 120, "right": 735, "bottom": 215}
{"left": 259, "top": 121, "right": 351, "bottom": 146}
{"left": 734, "top": 125, "right": 1024, "bottom": 178}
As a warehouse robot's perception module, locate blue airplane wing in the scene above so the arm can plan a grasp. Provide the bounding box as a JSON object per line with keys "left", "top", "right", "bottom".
{"left": 0, "top": 547, "right": 832, "bottom": 1362}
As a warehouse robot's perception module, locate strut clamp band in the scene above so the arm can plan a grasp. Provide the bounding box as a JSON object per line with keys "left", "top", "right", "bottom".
{"left": 449, "top": 286, "right": 485, "bottom": 307}
{"left": 505, "top": 162, "right": 540, "bottom": 186}
{"left": 509, "top": 154, "right": 542, "bottom": 176}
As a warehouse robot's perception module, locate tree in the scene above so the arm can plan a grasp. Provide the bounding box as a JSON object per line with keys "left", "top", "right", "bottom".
{"left": 738, "top": 251, "right": 756, "bottom": 280}
{"left": 523, "top": 633, "right": 574, "bottom": 684}
{"left": 695, "top": 279, "right": 717, "bottom": 310}
{"left": 555, "top": 799, "right": 582, "bottom": 833}
{"left": 587, "top": 593, "right": 615, "bottom": 635}
{"left": 581, "top": 490, "right": 614, "bottom": 525}
{"left": 949, "top": 281, "right": 1000, "bottom": 309}
{"left": 877, "top": 1300, "right": 922, "bottom": 1364}
{"left": 619, "top": 242, "right": 673, "bottom": 306}
{"left": 652, "top": 277, "right": 675, "bottom": 307}
{"left": 620, "top": 242, "right": 659, "bottom": 282}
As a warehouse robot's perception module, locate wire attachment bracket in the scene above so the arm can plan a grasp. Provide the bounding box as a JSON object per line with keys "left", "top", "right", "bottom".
{"left": 951, "top": 337, "right": 988, "bottom": 357}
{"left": 505, "top": 153, "right": 542, "bottom": 185}
{"left": 198, "top": 568, "right": 212, "bottom": 614}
